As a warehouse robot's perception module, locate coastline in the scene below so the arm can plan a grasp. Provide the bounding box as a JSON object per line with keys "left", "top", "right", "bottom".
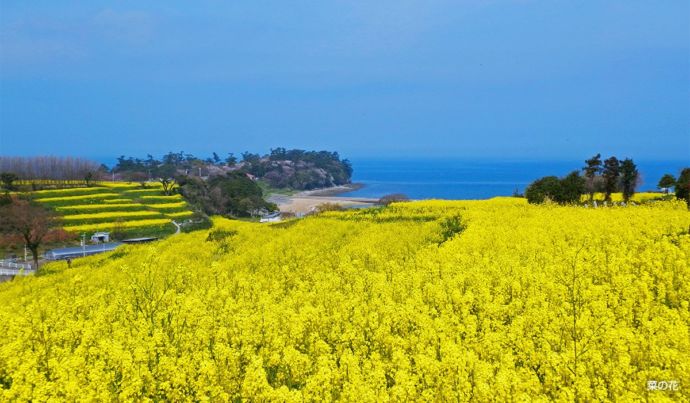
{"left": 268, "top": 183, "right": 376, "bottom": 215}
{"left": 294, "top": 182, "right": 365, "bottom": 197}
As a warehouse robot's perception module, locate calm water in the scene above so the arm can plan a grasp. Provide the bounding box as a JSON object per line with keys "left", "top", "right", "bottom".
{"left": 341, "top": 159, "right": 689, "bottom": 200}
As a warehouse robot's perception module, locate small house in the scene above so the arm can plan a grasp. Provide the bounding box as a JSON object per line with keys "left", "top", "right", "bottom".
{"left": 91, "top": 232, "right": 110, "bottom": 243}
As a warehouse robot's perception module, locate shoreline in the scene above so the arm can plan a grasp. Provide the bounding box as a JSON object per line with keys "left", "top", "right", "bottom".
{"left": 268, "top": 183, "right": 377, "bottom": 215}
{"left": 294, "top": 182, "right": 365, "bottom": 197}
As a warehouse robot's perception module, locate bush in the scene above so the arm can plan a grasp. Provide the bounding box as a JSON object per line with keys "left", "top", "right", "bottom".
{"left": 378, "top": 193, "right": 410, "bottom": 206}
{"left": 525, "top": 176, "right": 561, "bottom": 204}
{"left": 526, "top": 171, "right": 585, "bottom": 205}
{"left": 313, "top": 203, "right": 345, "bottom": 213}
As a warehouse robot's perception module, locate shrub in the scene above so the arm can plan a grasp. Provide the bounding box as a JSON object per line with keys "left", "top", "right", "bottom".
{"left": 378, "top": 193, "right": 410, "bottom": 206}
{"left": 525, "top": 171, "right": 585, "bottom": 205}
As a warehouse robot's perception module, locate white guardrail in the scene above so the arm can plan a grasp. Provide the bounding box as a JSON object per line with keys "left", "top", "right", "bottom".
{"left": 0, "top": 261, "right": 35, "bottom": 276}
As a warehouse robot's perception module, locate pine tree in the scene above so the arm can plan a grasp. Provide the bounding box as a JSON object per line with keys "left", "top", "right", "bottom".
{"left": 619, "top": 159, "right": 639, "bottom": 202}
{"left": 602, "top": 157, "right": 620, "bottom": 202}
{"left": 583, "top": 154, "right": 602, "bottom": 201}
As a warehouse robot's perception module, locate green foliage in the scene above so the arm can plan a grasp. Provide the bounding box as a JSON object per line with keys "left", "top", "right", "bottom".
{"left": 378, "top": 193, "right": 410, "bottom": 206}
{"left": 619, "top": 158, "right": 639, "bottom": 202}
{"left": 244, "top": 149, "right": 353, "bottom": 190}
{"left": 525, "top": 176, "right": 561, "bottom": 204}
{"left": 0, "top": 172, "right": 18, "bottom": 191}
{"left": 602, "top": 156, "right": 620, "bottom": 202}
{"left": 179, "top": 172, "right": 276, "bottom": 218}
{"left": 205, "top": 228, "right": 238, "bottom": 242}
{"left": 658, "top": 174, "right": 676, "bottom": 192}
{"left": 438, "top": 214, "right": 465, "bottom": 244}
{"left": 582, "top": 154, "right": 602, "bottom": 200}
{"left": 676, "top": 168, "right": 690, "bottom": 206}
{"left": 526, "top": 171, "right": 585, "bottom": 205}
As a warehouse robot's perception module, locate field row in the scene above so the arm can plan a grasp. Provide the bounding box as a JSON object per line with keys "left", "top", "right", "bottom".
{"left": 24, "top": 182, "right": 194, "bottom": 236}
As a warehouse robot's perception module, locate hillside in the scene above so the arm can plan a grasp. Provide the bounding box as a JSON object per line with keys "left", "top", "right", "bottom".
{"left": 30, "top": 182, "right": 196, "bottom": 238}
{"left": 0, "top": 198, "right": 688, "bottom": 400}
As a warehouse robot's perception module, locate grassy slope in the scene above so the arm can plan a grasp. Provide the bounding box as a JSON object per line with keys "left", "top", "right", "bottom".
{"left": 30, "top": 182, "right": 194, "bottom": 238}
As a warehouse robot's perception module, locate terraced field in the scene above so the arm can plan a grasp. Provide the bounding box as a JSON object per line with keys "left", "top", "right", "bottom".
{"left": 31, "top": 182, "right": 195, "bottom": 238}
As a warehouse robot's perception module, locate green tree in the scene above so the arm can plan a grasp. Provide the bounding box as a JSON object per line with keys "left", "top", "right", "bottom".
{"left": 657, "top": 174, "right": 676, "bottom": 194}
{"left": 582, "top": 154, "right": 602, "bottom": 201}
{"left": 525, "top": 176, "right": 561, "bottom": 204}
{"left": 155, "top": 164, "right": 178, "bottom": 195}
{"left": 525, "top": 172, "right": 585, "bottom": 205}
{"left": 226, "top": 153, "right": 238, "bottom": 166}
{"left": 675, "top": 168, "right": 690, "bottom": 207}
{"left": 0, "top": 172, "right": 19, "bottom": 191}
{"left": 84, "top": 172, "right": 94, "bottom": 187}
{"left": 602, "top": 157, "right": 620, "bottom": 202}
{"left": 619, "top": 158, "right": 639, "bottom": 202}
{"left": 558, "top": 171, "right": 586, "bottom": 204}
{"left": 178, "top": 172, "right": 276, "bottom": 218}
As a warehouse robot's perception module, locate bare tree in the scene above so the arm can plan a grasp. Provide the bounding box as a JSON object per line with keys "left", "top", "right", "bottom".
{"left": 0, "top": 198, "right": 63, "bottom": 270}
{"left": 0, "top": 156, "right": 100, "bottom": 183}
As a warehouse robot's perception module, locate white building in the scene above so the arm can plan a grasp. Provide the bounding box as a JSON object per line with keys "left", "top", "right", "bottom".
{"left": 259, "top": 212, "right": 282, "bottom": 223}
{"left": 90, "top": 232, "right": 110, "bottom": 243}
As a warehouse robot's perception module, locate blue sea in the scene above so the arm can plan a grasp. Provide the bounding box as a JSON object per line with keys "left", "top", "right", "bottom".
{"left": 340, "top": 159, "right": 689, "bottom": 200}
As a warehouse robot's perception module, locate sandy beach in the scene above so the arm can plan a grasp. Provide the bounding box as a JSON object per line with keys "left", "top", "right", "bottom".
{"left": 268, "top": 184, "right": 377, "bottom": 215}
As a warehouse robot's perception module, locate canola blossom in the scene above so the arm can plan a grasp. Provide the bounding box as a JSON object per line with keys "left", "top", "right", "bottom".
{"left": 140, "top": 194, "right": 184, "bottom": 201}
{"left": 147, "top": 201, "right": 188, "bottom": 210}
{"left": 123, "top": 189, "right": 170, "bottom": 195}
{"left": 62, "top": 218, "right": 173, "bottom": 232}
{"left": 32, "top": 187, "right": 113, "bottom": 196}
{"left": 580, "top": 192, "right": 667, "bottom": 203}
{"left": 55, "top": 203, "right": 146, "bottom": 212}
{"left": 165, "top": 211, "right": 194, "bottom": 218}
{"left": 33, "top": 193, "right": 120, "bottom": 203}
{"left": 28, "top": 185, "right": 195, "bottom": 236}
{"left": 97, "top": 182, "right": 162, "bottom": 189}
{"left": 61, "top": 211, "right": 163, "bottom": 222}
{"left": 0, "top": 198, "right": 688, "bottom": 401}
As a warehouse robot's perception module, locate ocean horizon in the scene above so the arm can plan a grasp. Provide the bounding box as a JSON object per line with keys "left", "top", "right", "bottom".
{"left": 340, "top": 158, "right": 689, "bottom": 200}
{"left": 94, "top": 156, "right": 688, "bottom": 201}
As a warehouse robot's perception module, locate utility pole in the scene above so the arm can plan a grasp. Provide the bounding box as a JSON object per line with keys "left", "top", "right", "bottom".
{"left": 24, "top": 244, "right": 27, "bottom": 261}
{"left": 81, "top": 233, "right": 86, "bottom": 257}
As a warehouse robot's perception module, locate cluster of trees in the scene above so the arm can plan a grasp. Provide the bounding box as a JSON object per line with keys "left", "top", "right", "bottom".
{"left": 526, "top": 154, "right": 640, "bottom": 204}
{"left": 177, "top": 172, "right": 277, "bottom": 218}
{"left": 657, "top": 168, "right": 690, "bottom": 203}
{"left": 0, "top": 156, "right": 105, "bottom": 187}
{"left": 239, "top": 148, "right": 353, "bottom": 190}
{"left": 113, "top": 149, "right": 353, "bottom": 192}
{"left": 582, "top": 154, "right": 639, "bottom": 202}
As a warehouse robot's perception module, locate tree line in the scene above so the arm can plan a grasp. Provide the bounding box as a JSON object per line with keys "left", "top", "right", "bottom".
{"left": 113, "top": 148, "right": 353, "bottom": 191}
{"left": 0, "top": 156, "right": 105, "bottom": 186}
{"left": 526, "top": 154, "right": 690, "bottom": 206}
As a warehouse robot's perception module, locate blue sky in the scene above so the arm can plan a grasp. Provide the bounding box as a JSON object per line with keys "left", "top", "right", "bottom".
{"left": 1, "top": 1, "right": 688, "bottom": 161}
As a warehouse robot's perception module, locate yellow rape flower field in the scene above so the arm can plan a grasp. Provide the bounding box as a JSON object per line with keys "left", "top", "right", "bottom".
{"left": 61, "top": 211, "right": 162, "bottom": 221}
{"left": 62, "top": 218, "right": 173, "bottom": 233}
{"left": 0, "top": 198, "right": 688, "bottom": 401}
